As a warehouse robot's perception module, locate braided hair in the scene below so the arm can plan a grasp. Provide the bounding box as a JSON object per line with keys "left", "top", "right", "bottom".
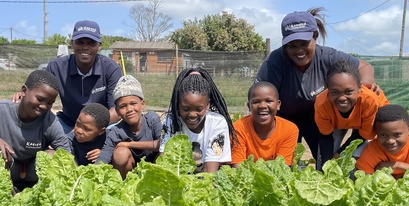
{"left": 81, "top": 103, "right": 110, "bottom": 129}
{"left": 25, "top": 70, "right": 59, "bottom": 91}
{"left": 168, "top": 67, "right": 237, "bottom": 146}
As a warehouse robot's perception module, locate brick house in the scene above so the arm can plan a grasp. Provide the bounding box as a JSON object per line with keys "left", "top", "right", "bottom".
{"left": 109, "top": 41, "right": 182, "bottom": 74}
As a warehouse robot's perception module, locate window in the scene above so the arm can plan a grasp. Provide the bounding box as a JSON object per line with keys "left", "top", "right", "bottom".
{"left": 157, "top": 52, "right": 173, "bottom": 62}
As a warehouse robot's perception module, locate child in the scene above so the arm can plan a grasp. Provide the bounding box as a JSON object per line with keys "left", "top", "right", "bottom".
{"left": 0, "top": 70, "right": 71, "bottom": 191}
{"left": 356, "top": 104, "right": 409, "bottom": 179}
{"left": 315, "top": 60, "right": 389, "bottom": 166}
{"left": 231, "top": 81, "right": 299, "bottom": 167}
{"left": 159, "top": 68, "right": 237, "bottom": 173}
{"left": 96, "top": 75, "right": 162, "bottom": 180}
{"left": 68, "top": 103, "right": 110, "bottom": 166}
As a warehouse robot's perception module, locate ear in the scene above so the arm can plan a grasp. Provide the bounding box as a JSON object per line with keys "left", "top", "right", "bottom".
{"left": 141, "top": 99, "right": 146, "bottom": 110}
{"left": 21, "top": 85, "right": 28, "bottom": 95}
{"left": 246, "top": 102, "right": 250, "bottom": 111}
{"left": 98, "top": 127, "right": 106, "bottom": 136}
{"left": 277, "top": 100, "right": 281, "bottom": 111}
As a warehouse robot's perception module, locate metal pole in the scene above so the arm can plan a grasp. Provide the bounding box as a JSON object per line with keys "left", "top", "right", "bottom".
{"left": 44, "top": 0, "right": 48, "bottom": 42}
{"left": 399, "top": 0, "right": 407, "bottom": 58}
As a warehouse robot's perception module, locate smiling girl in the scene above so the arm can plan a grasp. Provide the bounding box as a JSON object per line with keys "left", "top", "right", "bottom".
{"left": 159, "top": 68, "right": 236, "bottom": 173}
{"left": 314, "top": 60, "right": 389, "bottom": 167}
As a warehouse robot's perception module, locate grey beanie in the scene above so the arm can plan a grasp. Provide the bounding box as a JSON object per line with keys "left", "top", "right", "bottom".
{"left": 113, "top": 75, "right": 144, "bottom": 103}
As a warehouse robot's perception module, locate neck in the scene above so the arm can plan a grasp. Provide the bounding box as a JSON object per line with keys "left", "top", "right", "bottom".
{"left": 253, "top": 119, "right": 276, "bottom": 140}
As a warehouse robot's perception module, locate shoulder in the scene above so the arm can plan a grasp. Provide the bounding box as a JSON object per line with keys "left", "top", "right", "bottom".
{"left": 315, "top": 89, "right": 329, "bottom": 105}
{"left": 233, "top": 115, "right": 251, "bottom": 127}
{"left": 276, "top": 116, "right": 298, "bottom": 129}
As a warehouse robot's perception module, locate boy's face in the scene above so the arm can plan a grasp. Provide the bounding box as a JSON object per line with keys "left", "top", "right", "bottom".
{"left": 327, "top": 73, "right": 360, "bottom": 113}
{"left": 375, "top": 120, "right": 409, "bottom": 154}
{"left": 247, "top": 86, "right": 280, "bottom": 128}
{"left": 71, "top": 38, "right": 101, "bottom": 70}
{"left": 74, "top": 112, "right": 105, "bottom": 143}
{"left": 19, "top": 84, "right": 58, "bottom": 122}
{"left": 115, "top": 95, "right": 145, "bottom": 131}
{"left": 178, "top": 92, "right": 209, "bottom": 133}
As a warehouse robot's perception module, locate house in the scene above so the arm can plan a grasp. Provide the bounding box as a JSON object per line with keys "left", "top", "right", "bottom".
{"left": 109, "top": 41, "right": 181, "bottom": 73}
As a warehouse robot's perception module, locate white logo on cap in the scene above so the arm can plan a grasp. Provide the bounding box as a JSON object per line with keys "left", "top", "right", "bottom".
{"left": 285, "top": 22, "right": 307, "bottom": 31}
{"left": 77, "top": 26, "right": 97, "bottom": 33}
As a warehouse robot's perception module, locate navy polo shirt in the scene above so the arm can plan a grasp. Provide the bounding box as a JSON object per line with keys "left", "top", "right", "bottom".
{"left": 46, "top": 54, "right": 122, "bottom": 126}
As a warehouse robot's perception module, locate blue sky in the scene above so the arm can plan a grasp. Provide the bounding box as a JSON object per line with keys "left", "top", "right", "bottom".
{"left": 0, "top": 0, "right": 406, "bottom": 56}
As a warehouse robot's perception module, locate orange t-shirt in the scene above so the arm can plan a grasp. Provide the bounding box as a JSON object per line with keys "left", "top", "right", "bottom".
{"left": 231, "top": 115, "right": 299, "bottom": 166}
{"left": 356, "top": 138, "right": 409, "bottom": 176}
{"left": 314, "top": 86, "right": 384, "bottom": 140}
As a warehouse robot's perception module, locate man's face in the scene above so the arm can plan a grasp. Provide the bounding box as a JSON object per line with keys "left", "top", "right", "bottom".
{"left": 71, "top": 38, "right": 101, "bottom": 72}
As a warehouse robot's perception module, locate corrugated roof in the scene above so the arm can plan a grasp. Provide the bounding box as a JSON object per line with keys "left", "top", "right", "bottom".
{"left": 110, "top": 41, "right": 174, "bottom": 50}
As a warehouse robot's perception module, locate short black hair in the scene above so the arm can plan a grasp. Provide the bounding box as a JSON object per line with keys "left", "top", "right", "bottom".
{"left": 25, "top": 70, "right": 59, "bottom": 91}
{"left": 248, "top": 81, "right": 279, "bottom": 102}
{"left": 375, "top": 104, "right": 409, "bottom": 127}
{"left": 81, "top": 103, "right": 110, "bottom": 129}
{"left": 326, "top": 59, "right": 360, "bottom": 87}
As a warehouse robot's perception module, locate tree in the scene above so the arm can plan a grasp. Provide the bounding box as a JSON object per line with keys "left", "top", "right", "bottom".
{"left": 11, "top": 39, "right": 36, "bottom": 44}
{"left": 170, "top": 12, "right": 265, "bottom": 51}
{"left": 101, "top": 35, "right": 133, "bottom": 49}
{"left": 0, "top": 36, "right": 9, "bottom": 44}
{"left": 128, "top": 0, "right": 172, "bottom": 42}
{"left": 43, "top": 34, "right": 68, "bottom": 45}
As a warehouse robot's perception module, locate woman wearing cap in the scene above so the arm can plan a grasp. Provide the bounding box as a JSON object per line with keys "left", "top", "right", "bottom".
{"left": 255, "top": 7, "right": 379, "bottom": 169}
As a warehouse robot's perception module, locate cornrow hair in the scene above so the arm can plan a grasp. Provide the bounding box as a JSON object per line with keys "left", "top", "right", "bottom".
{"left": 375, "top": 104, "right": 409, "bottom": 127}
{"left": 308, "top": 7, "right": 327, "bottom": 42}
{"left": 326, "top": 59, "right": 361, "bottom": 87}
{"left": 168, "top": 67, "right": 237, "bottom": 146}
{"left": 25, "top": 70, "right": 59, "bottom": 91}
{"left": 81, "top": 103, "right": 110, "bottom": 129}
{"left": 248, "top": 81, "right": 279, "bottom": 102}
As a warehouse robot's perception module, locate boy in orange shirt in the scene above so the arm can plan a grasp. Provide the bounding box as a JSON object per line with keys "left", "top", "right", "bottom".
{"left": 231, "top": 81, "right": 299, "bottom": 167}
{"left": 314, "top": 60, "right": 389, "bottom": 167}
{"left": 356, "top": 104, "right": 409, "bottom": 179}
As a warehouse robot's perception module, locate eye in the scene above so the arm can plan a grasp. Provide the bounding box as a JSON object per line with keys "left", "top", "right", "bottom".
{"left": 346, "top": 90, "right": 354, "bottom": 95}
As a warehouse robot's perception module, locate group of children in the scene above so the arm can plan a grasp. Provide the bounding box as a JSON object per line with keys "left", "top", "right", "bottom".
{"left": 2, "top": 60, "right": 409, "bottom": 192}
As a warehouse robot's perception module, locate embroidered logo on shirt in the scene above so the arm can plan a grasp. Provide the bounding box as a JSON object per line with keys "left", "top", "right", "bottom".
{"left": 211, "top": 133, "right": 225, "bottom": 156}
{"left": 310, "top": 86, "right": 325, "bottom": 97}
{"left": 26, "top": 142, "right": 41, "bottom": 149}
{"left": 91, "top": 86, "right": 106, "bottom": 94}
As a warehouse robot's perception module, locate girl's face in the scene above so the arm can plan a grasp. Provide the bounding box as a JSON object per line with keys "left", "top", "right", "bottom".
{"left": 327, "top": 73, "right": 360, "bottom": 113}
{"left": 74, "top": 112, "right": 105, "bottom": 143}
{"left": 19, "top": 84, "right": 58, "bottom": 123}
{"left": 247, "top": 86, "right": 280, "bottom": 128}
{"left": 115, "top": 95, "right": 145, "bottom": 132}
{"left": 285, "top": 39, "right": 316, "bottom": 71}
{"left": 375, "top": 120, "right": 409, "bottom": 154}
{"left": 178, "top": 92, "right": 209, "bottom": 133}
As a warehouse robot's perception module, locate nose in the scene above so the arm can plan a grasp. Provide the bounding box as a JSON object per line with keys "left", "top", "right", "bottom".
{"left": 386, "top": 138, "right": 395, "bottom": 144}
{"left": 258, "top": 101, "right": 267, "bottom": 108}
{"left": 39, "top": 104, "right": 48, "bottom": 111}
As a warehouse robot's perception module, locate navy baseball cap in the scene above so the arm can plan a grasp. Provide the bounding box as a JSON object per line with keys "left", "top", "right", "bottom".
{"left": 281, "top": 11, "right": 317, "bottom": 45}
{"left": 72, "top": 20, "right": 101, "bottom": 42}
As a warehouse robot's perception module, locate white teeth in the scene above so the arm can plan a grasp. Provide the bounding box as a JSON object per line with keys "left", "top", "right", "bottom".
{"left": 80, "top": 53, "right": 90, "bottom": 56}
{"left": 259, "top": 112, "right": 269, "bottom": 115}
{"left": 297, "top": 54, "right": 306, "bottom": 58}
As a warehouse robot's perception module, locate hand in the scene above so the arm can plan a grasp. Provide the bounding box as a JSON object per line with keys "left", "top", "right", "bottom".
{"left": 362, "top": 82, "right": 380, "bottom": 95}
{"left": 0, "top": 138, "right": 15, "bottom": 167}
{"left": 11, "top": 91, "right": 24, "bottom": 104}
{"left": 86, "top": 149, "right": 101, "bottom": 163}
{"left": 333, "top": 153, "right": 340, "bottom": 159}
{"left": 116, "top": 142, "right": 129, "bottom": 148}
{"left": 375, "top": 161, "right": 396, "bottom": 171}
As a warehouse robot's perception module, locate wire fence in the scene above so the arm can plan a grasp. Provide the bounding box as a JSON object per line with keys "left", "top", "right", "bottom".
{"left": 1, "top": 44, "right": 409, "bottom": 112}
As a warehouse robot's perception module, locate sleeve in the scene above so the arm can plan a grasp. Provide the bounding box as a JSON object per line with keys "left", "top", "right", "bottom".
{"left": 105, "top": 60, "right": 123, "bottom": 109}
{"left": 66, "top": 132, "right": 75, "bottom": 155}
{"left": 276, "top": 121, "right": 299, "bottom": 165}
{"left": 96, "top": 128, "right": 120, "bottom": 164}
{"left": 159, "top": 115, "right": 172, "bottom": 153}
{"left": 47, "top": 118, "right": 71, "bottom": 153}
{"left": 356, "top": 141, "right": 384, "bottom": 174}
{"left": 146, "top": 112, "right": 163, "bottom": 140}
{"left": 204, "top": 116, "right": 231, "bottom": 163}
{"left": 314, "top": 92, "right": 334, "bottom": 135}
{"left": 359, "top": 93, "right": 380, "bottom": 140}
{"left": 230, "top": 119, "right": 248, "bottom": 164}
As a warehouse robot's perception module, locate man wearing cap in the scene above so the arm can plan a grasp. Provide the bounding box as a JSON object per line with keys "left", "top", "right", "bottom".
{"left": 45, "top": 20, "right": 122, "bottom": 133}
{"left": 254, "top": 7, "right": 377, "bottom": 169}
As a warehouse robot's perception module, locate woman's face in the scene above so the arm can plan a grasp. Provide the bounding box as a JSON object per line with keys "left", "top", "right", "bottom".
{"left": 285, "top": 39, "right": 316, "bottom": 71}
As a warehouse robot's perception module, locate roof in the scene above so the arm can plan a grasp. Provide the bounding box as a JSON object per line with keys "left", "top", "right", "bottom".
{"left": 109, "top": 41, "right": 174, "bottom": 50}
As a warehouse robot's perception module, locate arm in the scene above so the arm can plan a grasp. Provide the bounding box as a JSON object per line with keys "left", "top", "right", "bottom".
{"left": 0, "top": 138, "right": 14, "bottom": 167}
{"left": 203, "top": 162, "right": 220, "bottom": 173}
{"left": 117, "top": 140, "right": 160, "bottom": 152}
{"left": 314, "top": 92, "right": 334, "bottom": 135}
{"left": 376, "top": 161, "right": 409, "bottom": 173}
{"left": 230, "top": 120, "right": 248, "bottom": 165}
{"left": 357, "top": 60, "right": 379, "bottom": 93}
{"left": 276, "top": 122, "right": 299, "bottom": 166}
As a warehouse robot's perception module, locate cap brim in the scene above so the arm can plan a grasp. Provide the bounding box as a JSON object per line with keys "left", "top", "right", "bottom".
{"left": 72, "top": 34, "right": 101, "bottom": 42}
{"left": 282, "top": 32, "right": 313, "bottom": 45}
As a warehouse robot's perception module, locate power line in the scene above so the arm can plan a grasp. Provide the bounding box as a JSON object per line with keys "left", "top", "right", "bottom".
{"left": 0, "top": 0, "right": 143, "bottom": 3}
{"left": 327, "top": 0, "right": 391, "bottom": 24}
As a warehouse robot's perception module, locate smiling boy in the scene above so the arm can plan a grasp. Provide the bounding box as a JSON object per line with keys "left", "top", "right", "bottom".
{"left": 356, "top": 104, "right": 409, "bottom": 179}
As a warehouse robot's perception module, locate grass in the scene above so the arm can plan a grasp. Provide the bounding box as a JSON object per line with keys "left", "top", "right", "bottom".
{"left": 0, "top": 70, "right": 253, "bottom": 115}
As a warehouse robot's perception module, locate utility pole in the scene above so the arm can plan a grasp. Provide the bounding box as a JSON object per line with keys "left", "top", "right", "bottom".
{"left": 43, "top": 0, "right": 48, "bottom": 42}
{"left": 10, "top": 27, "right": 12, "bottom": 42}
{"left": 399, "top": 0, "right": 407, "bottom": 58}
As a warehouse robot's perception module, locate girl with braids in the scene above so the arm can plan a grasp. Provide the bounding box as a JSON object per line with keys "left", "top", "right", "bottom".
{"left": 159, "top": 68, "right": 236, "bottom": 173}
{"left": 255, "top": 7, "right": 380, "bottom": 169}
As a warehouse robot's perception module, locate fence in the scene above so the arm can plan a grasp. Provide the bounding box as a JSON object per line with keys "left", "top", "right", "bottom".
{"left": 1, "top": 44, "right": 409, "bottom": 111}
